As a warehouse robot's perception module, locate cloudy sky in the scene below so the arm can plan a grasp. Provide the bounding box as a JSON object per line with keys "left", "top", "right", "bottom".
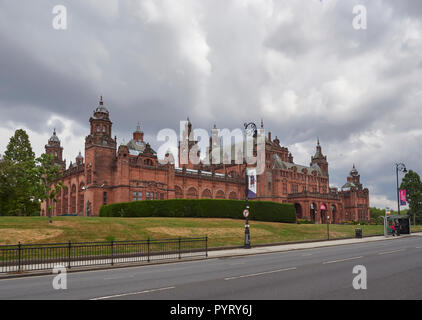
{"left": 0, "top": 0, "right": 421, "bottom": 209}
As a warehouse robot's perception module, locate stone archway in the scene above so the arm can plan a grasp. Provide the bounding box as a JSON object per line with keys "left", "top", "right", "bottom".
{"left": 62, "top": 187, "right": 69, "bottom": 214}
{"left": 70, "top": 184, "right": 77, "bottom": 213}
{"left": 215, "top": 190, "right": 225, "bottom": 199}
{"left": 331, "top": 204, "right": 337, "bottom": 224}
{"left": 320, "top": 203, "right": 328, "bottom": 224}
{"left": 201, "top": 189, "right": 212, "bottom": 199}
{"left": 78, "top": 182, "right": 85, "bottom": 215}
{"left": 310, "top": 203, "right": 317, "bottom": 223}
{"left": 187, "top": 187, "right": 198, "bottom": 199}
{"left": 294, "top": 203, "right": 303, "bottom": 219}
{"left": 175, "top": 186, "right": 183, "bottom": 199}
{"left": 228, "top": 191, "right": 237, "bottom": 200}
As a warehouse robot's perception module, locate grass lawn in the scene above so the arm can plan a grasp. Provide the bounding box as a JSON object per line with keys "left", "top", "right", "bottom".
{"left": 1, "top": 216, "right": 421, "bottom": 248}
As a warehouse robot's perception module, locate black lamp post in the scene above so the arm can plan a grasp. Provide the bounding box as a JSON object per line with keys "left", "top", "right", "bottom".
{"left": 243, "top": 122, "right": 257, "bottom": 249}
{"left": 395, "top": 163, "right": 407, "bottom": 215}
{"left": 327, "top": 214, "right": 330, "bottom": 240}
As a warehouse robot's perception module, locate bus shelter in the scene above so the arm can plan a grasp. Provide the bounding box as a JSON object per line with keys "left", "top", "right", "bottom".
{"left": 385, "top": 215, "right": 411, "bottom": 236}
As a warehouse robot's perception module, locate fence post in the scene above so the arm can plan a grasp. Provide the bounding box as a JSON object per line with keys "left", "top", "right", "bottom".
{"left": 205, "top": 236, "right": 208, "bottom": 258}
{"left": 68, "top": 240, "right": 71, "bottom": 269}
{"left": 147, "top": 238, "right": 150, "bottom": 263}
{"left": 178, "top": 237, "right": 181, "bottom": 259}
{"left": 18, "top": 242, "right": 21, "bottom": 272}
{"left": 111, "top": 240, "right": 114, "bottom": 266}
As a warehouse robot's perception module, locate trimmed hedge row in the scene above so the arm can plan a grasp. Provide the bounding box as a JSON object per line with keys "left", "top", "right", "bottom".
{"left": 99, "top": 199, "right": 296, "bottom": 223}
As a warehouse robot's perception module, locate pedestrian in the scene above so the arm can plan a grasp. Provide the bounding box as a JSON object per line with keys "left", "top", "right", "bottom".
{"left": 391, "top": 223, "right": 396, "bottom": 236}
{"left": 396, "top": 222, "right": 401, "bottom": 236}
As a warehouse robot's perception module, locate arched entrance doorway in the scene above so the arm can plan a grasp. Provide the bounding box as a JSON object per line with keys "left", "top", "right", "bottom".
{"left": 295, "top": 203, "right": 303, "bottom": 219}
{"left": 320, "top": 203, "right": 328, "bottom": 224}
{"left": 331, "top": 204, "right": 337, "bottom": 224}
{"left": 310, "top": 203, "right": 316, "bottom": 223}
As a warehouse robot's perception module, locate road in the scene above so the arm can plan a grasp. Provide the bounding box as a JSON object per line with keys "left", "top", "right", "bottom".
{"left": 1, "top": 236, "right": 422, "bottom": 300}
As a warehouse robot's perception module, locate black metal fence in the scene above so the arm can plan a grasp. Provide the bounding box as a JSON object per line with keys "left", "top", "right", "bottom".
{"left": 0, "top": 237, "right": 208, "bottom": 273}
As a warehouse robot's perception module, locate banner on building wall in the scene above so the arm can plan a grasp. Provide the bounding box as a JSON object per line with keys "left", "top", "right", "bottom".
{"left": 247, "top": 168, "right": 257, "bottom": 199}
{"left": 400, "top": 189, "right": 407, "bottom": 206}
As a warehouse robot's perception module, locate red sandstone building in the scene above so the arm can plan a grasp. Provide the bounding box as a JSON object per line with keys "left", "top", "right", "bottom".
{"left": 41, "top": 98, "right": 370, "bottom": 223}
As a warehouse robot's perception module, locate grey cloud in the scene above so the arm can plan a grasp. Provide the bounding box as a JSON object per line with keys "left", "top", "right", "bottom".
{"left": 0, "top": 0, "right": 421, "bottom": 207}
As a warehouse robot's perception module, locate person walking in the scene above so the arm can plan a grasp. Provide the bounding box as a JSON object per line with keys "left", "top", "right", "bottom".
{"left": 391, "top": 223, "right": 396, "bottom": 236}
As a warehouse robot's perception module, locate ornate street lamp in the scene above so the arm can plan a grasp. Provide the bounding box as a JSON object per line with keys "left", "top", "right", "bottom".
{"left": 395, "top": 163, "right": 407, "bottom": 215}
{"left": 243, "top": 122, "right": 257, "bottom": 249}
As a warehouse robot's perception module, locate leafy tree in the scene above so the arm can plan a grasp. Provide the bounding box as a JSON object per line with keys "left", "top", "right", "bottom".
{"left": 0, "top": 130, "right": 38, "bottom": 216}
{"left": 4, "top": 129, "right": 35, "bottom": 164}
{"left": 34, "top": 153, "right": 63, "bottom": 223}
{"left": 400, "top": 170, "right": 422, "bottom": 225}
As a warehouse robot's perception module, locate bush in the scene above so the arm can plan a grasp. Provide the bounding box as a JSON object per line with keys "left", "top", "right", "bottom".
{"left": 99, "top": 199, "right": 296, "bottom": 223}
{"left": 297, "top": 219, "right": 314, "bottom": 224}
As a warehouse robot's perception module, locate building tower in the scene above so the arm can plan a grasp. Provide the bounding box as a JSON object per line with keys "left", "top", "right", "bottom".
{"left": 84, "top": 97, "right": 117, "bottom": 215}
{"left": 310, "top": 139, "right": 328, "bottom": 176}
{"left": 344, "top": 164, "right": 363, "bottom": 189}
{"left": 45, "top": 129, "right": 66, "bottom": 170}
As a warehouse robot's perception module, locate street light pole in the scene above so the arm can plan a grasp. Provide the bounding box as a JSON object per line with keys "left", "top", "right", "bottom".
{"left": 395, "top": 163, "right": 407, "bottom": 216}
{"left": 327, "top": 215, "right": 330, "bottom": 240}
{"left": 243, "top": 122, "right": 257, "bottom": 249}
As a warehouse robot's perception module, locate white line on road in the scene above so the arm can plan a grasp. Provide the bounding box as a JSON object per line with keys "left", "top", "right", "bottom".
{"left": 90, "top": 286, "right": 175, "bottom": 300}
{"left": 416, "top": 246, "right": 422, "bottom": 249}
{"left": 224, "top": 267, "right": 297, "bottom": 281}
{"left": 378, "top": 249, "right": 405, "bottom": 255}
{"left": 323, "top": 256, "right": 363, "bottom": 264}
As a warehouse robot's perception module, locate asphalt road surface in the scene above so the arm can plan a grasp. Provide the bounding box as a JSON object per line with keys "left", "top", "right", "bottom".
{"left": 1, "top": 236, "right": 422, "bottom": 300}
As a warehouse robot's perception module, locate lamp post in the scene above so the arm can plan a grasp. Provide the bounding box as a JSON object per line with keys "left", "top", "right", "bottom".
{"left": 243, "top": 122, "right": 257, "bottom": 249}
{"left": 395, "top": 163, "right": 407, "bottom": 215}
{"left": 327, "top": 215, "right": 330, "bottom": 240}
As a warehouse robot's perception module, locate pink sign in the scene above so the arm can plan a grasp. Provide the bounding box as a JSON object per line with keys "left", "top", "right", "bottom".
{"left": 400, "top": 190, "right": 407, "bottom": 206}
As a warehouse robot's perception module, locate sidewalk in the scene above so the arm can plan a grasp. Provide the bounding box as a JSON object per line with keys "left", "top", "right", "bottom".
{"left": 208, "top": 233, "right": 422, "bottom": 259}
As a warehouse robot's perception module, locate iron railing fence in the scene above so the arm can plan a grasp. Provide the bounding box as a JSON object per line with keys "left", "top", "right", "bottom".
{"left": 0, "top": 237, "right": 208, "bottom": 273}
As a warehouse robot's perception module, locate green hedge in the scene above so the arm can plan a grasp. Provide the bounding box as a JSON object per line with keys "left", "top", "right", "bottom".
{"left": 99, "top": 199, "right": 296, "bottom": 223}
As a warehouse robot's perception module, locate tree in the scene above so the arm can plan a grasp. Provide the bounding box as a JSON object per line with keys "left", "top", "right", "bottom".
{"left": 400, "top": 170, "right": 422, "bottom": 225}
{"left": 34, "top": 153, "right": 63, "bottom": 223}
{"left": 4, "top": 129, "right": 35, "bottom": 164}
{"left": 0, "top": 129, "right": 38, "bottom": 216}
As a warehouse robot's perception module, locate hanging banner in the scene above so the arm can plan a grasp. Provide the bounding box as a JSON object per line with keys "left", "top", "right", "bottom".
{"left": 400, "top": 189, "right": 407, "bottom": 206}
{"left": 247, "top": 168, "right": 257, "bottom": 198}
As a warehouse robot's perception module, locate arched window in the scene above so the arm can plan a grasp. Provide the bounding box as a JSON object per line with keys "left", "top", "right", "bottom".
{"left": 229, "top": 191, "right": 237, "bottom": 199}
{"left": 187, "top": 187, "right": 198, "bottom": 199}
{"left": 175, "top": 186, "right": 183, "bottom": 198}
{"left": 215, "top": 190, "right": 225, "bottom": 199}
{"left": 201, "top": 189, "right": 212, "bottom": 199}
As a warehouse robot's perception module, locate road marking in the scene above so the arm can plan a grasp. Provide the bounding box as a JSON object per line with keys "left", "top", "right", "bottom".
{"left": 90, "top": 286, "right": 175, "bottom": 300}
{"left": 302, "top": 253, "right": 313, "bottom": 257}
{"left": 224, "top": 267, "right": 297, "bottom": 281}
{"left": 104, "top": 275, "right": 135, "bottom": 280}
{"left": 378, "top": 249, "right": 405, "bottom": 255}
{"left": 323, "top": 256, "right": 363, "bottom": 264}
{"left": 416, "top": 246, "right": 422, "bottom": 249}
